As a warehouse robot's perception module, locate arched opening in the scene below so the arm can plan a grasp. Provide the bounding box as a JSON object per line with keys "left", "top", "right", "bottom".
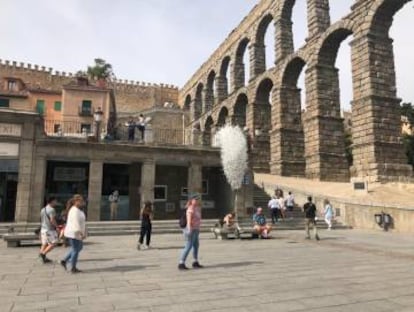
{"left": 253, "top": 78, "right": 274, "bottom": 172}
{"left": 233, "top": 94, "right": 248, "bottom": 128}
{"left": 290, "top": 0, "right": 307, "bottom": 51}
{"left": 314, "top": 27, "right": 353, "bottom": 180}
{"left": 184, "top": 94, "right": 191, "bottom": 111}
{"left": 274, "top": 57, "right": 307, "bottom": 176}
{"left": 360, "top": 0, "right": 414, "bottom": 179}
{"left": 282, "top": 57, "right": 306, "bottom": 117}
{"left": 203, "top": 116, "right": 214, "bottom": 146}
{"left": 205, "top": 70, "right": 216, "bottom": 111}
{"left": 329, "top": 2, "right": 353, "bottom": 24}
{"left": 217, "top": 56, "right": 231, "bottom": 102}
{"left": 255, "top": 79, "right": 273, "bottom": 133}
{"left": 217, "top": 107, "right": 229, "bottom": 128}
{"left": 256, "top": 14, "right": 276, "bottom": 71}
{"left": 194, "top": 83, "right": 204, "bottom": 120}
{"left": 234, "top": 38, "right": 250, "bottom": 90}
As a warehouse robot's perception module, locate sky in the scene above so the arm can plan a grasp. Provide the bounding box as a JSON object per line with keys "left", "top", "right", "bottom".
{"left": 0, "top": 0, "right": 412, "bottom": 109}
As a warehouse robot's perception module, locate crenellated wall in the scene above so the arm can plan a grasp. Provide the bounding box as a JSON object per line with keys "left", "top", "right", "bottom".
{"left": 0, "top": 59, "right": 179, "bottom": 116}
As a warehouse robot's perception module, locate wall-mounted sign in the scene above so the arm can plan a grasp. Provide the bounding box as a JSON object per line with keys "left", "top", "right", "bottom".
{"left": 54, "top": 167, "right": 86, "bottom": 181}
{"left": 0, "top": 142, "right": 19, "bottom": 157}
{"left": 0, "top": 123, "right": 22, "bottom": 137}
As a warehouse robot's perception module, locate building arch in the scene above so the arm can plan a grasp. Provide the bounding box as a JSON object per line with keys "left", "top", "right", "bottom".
{"left": 205, "top": 70, "right": 216, "bottom": 111}
{"left": 203, "top": 116, "right": 215, "bottom": 146}
{"left": 233, "top": 93, "right": 248, "bottom": 128}
{"left": 367, "top": 0, "right": 412, "bottom": 36}
{"left": 233, "top": 38, "right": 250, "bottom": 90}
{"left": 217, "top": 106, "right": 229, "bottom": 128}
{"left": 184, "top": 94, "right": 191, "bottom": 111}
{"left": 194, "top": 83, "right": 204, "bottom": 120}
{"left": 216, "top": 56, "right": 231, "bottom": 102}
{"left": 252, "top": 78, "right": 274, "bottom": 172}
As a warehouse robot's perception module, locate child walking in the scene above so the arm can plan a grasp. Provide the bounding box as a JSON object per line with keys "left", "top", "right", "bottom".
{"left": 323, "top": 199, "right": 334, "bottom": 230}
{"left": 137, "top": 201, "right": 153, "bottom": 250}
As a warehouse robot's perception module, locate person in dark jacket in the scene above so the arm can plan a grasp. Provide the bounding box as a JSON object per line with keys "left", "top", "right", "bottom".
{"left": 303, "top": 196, "right": 320, "bottom": 241}
{"left": 137, "top": 201, "right": 153, "bottom": 250}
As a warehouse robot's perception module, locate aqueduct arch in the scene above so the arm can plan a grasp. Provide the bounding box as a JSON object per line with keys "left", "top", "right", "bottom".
{"left": 181, "top": 0, "right": 413, "bottom": 183}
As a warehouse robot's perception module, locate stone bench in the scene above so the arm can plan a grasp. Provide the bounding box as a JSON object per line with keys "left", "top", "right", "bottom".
{"left": 3, "top": 233, "right": 39, "bottom": 247}
{"left": 211, "top": 221, "right": 259, "bottom": 240}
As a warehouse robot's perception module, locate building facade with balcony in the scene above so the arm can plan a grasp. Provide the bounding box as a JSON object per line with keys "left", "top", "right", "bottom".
{"left": 0, "top": 109, "right": 241, "bottom": 223}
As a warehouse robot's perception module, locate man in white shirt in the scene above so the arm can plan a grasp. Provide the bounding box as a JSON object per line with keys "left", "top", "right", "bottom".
{"left": 39, "top": 197, "right": 58, "bottom": 263}
{"left": 268, "top": 196, "right": 279, "bottom": 224}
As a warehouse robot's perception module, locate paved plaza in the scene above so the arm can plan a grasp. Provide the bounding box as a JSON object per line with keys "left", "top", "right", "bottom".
{"left": 2, "top": 229, "right": 414, "bottom": 312}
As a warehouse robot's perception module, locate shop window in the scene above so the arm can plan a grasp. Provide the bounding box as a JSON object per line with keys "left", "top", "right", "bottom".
{"left": 154, "top": 185, "right": 167, "bottom": 202}
{"left": 0, "top": 98, "right": 10, "bottom": 108}
{"left": 80, "top": 100, "right": 92, "bottom": 116}
{"left": 36, "top": 100, "right": 45, "bottom": 115}
{"left": 54, "top": 101, "right": 62, "bottom": 111}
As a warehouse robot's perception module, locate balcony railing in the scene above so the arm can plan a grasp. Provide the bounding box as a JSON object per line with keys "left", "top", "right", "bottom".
{"left": 43, "top": 119, "right": 214, "bottom": 147}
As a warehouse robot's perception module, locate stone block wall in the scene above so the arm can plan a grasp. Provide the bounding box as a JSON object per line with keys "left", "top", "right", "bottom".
{"left": 179, "top": 0, "right": 413, "bottom": 183}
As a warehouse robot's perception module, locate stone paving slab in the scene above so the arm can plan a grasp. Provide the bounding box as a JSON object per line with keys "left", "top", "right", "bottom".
{"left": 1, "top": 229, "right": 414, "bottom": 311}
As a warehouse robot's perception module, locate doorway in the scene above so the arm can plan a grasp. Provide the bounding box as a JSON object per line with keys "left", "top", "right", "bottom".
{"left": 0, "top": 173, "right": 18, "bottom": 222}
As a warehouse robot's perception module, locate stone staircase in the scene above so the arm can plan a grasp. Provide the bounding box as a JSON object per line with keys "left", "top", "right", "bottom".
{"left": 253, "top": 184, "right": 351, "bottom": 231}
{"left": 0, "top": 220, "right": 220, "bottom": 238}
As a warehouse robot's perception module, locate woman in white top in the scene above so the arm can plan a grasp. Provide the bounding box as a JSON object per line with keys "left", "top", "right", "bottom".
{"left": 60, "top": 194, "right": 87, "bottom": 273}
{"left": 323, "top": 199, "right": 334, "bottom": 230}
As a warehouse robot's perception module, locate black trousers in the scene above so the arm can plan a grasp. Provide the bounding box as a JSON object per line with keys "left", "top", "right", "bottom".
{"left": 128, "top": 129, "right": 135, "bottom": 141}
{"left": 271, "top": 208, "right": 279, "bottom": 224}
{"left": 137, "top": 125, "right": 145, "bottom": 140}
{"left": 139, "top": 223, "right": 152, "bottom": 246}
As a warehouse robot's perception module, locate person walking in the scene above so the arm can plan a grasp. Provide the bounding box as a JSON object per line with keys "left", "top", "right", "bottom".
{"left": 137, "top": 201, "right": 153, "bottom": 250}
{"left": 277, "top": 193, "right": 286, "bottom": 221}
{"left": 178, "top": 193, "right": 203, "bottom": 270}
{"left": 60, "top": 194, "right": 87, "bottom": 274}
{"left": 323, "top": 199, "right": 334, "bottom": 230}
{"left": 303, "top": 196, "right": 320, "bottom": 241}
{"left": 109, "top": 190, "right": 119, "bottom": 221}
{"left": 39, "top": 197, "right": 58, "bottom": 263}
{"left": 267, "top": 196, "right": 279, "bottom": 224}
{"left": 285, "top": 191, "right": 295, "bottom": 219}
{"left": 137, "top": 114, "right": 146, "bottom": 142}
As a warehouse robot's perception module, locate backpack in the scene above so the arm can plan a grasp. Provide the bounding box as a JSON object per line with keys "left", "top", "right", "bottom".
{"left": 179, "top": 209, "right": 187, "bottom": 228}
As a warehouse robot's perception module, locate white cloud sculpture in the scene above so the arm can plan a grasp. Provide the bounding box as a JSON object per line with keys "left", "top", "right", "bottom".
{"left": 215, "top": 125, "right": 248, "bottom": 190}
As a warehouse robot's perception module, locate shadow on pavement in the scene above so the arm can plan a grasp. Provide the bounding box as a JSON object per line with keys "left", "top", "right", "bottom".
{"left": 154, "top": 246, "right": 183, "bottom": 250}
{"left": 204, "top": 261, "right": 263, "bottom": 269}
{"left": 85, "top": 264, "right": 159, "bottom": 273}
{"left": 80, "top": 257, "right": 125, "bottom": 262}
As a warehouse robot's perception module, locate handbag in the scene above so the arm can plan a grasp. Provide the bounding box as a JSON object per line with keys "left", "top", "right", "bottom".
{"left": 34, "top": 226, "right": 41, "bottom": 235}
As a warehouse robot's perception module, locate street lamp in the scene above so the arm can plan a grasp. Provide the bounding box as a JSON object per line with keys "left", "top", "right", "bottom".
{"left": 94, "top": 107, "right": 103, "bottom": 141}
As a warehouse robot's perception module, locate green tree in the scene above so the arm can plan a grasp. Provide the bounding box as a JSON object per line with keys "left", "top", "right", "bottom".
{"left": 401, "top": 102, "right": 414, "bottom": 125}
{"left": 86, "top": 58, "right": 114, "bottom": 81}
{"left": 400, "top": 102, "right": 414, "bottom": 168}
{"left": 344, "top": 130, "right": 353, "bottom": 167}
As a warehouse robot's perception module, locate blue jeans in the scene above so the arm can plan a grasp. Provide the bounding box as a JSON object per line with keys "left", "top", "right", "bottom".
{"left": 180, "top": 229, "right": 200, "bottom": 263}
{"left": 63, "top": 238, "right": 83, "bottom": 269}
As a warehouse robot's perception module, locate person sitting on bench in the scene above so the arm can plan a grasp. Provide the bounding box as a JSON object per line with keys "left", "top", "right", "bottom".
{"left": 223, "top": 212, "right": 236, "bottom": 228}
{"left": 253, "top": 207, "right": 272, "bottom": 238}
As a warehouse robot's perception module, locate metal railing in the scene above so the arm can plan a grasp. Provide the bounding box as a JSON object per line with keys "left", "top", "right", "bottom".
{"left": 43, "top": 119, "right": 217, "bottom": 147}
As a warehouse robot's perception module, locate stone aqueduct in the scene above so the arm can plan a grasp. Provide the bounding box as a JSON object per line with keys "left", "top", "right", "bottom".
{"left": 179, "top": 0, "right": 413, "bottom": 183}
